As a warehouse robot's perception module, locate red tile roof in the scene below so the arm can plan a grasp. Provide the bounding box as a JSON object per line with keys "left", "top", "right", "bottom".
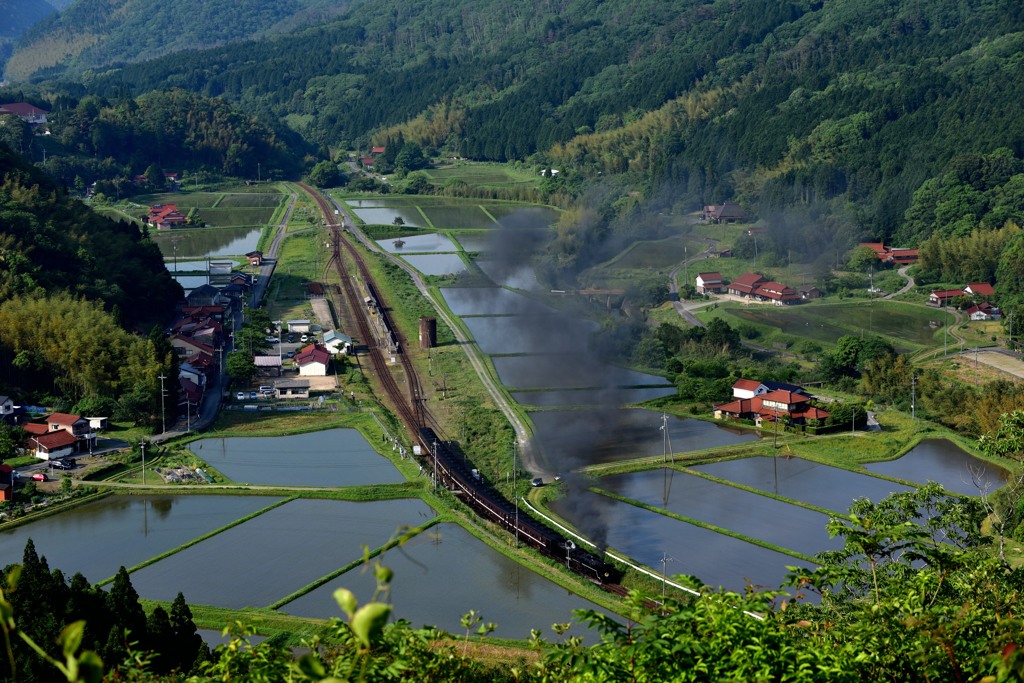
{"left": 295, "top": 345, "right": 330, "bottom": 366}
{"left": 733, "top": 379, "right": 761, "bottom": 391}
{"left": 696, "top": 272, "right": 724, "bottom": 283}
{"left": 33, "top": 431, "right": 78, "bottom": 450}
{"left": 965, "top": 283, "right": 995, "bottom": 297}
{"left": 47, "top": 413, "right": 83, "bottom": 425}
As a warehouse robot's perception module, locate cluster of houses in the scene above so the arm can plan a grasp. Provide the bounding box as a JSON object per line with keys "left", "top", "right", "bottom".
{"left": 713, "top": 379, "right": 830, "bottom": 427}
{"left": 858, "top": 242, "right": 920, "bottom": 266}
{"left": 695, "top": 272, "right": 820, "bottom": 305}
{"left": 929, "top": 283, "right": 1000, "bottom": 320}
{"left": 359, "top": 146, "right": 387, "bottom": 170}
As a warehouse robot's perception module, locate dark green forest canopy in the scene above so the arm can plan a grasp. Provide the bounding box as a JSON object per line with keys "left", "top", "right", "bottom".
{"left": 48, "top": 0, "right": 1022, "bottom": 239}
{"left": 0, "top": 143, "right": 181, "bottom": 328}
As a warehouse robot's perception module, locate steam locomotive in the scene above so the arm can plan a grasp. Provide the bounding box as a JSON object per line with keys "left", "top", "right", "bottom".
{"left": 418, "top": 428, "right": 620, "bottom": 585}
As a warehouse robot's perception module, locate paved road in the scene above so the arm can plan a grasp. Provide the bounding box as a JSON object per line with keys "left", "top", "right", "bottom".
{"left": 884, "top": 266, "right": 915, "bottom": 299}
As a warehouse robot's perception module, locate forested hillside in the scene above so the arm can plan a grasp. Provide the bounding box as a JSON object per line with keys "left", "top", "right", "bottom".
{"left": 3, "top": 0, "right": 358, "bottom": 82}
{"left": 54, "top": 0, "right": 1022, "bottom": 244}
{"left": 0, "top": 143, "right": 181, "bottom": 416}
{"left": 0, "top": 0, "right": 56, "bottom": 73}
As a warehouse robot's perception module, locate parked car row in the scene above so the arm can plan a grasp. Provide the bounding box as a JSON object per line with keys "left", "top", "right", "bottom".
{"left": 235, "top": 387, "right": 276, "bottom": 401}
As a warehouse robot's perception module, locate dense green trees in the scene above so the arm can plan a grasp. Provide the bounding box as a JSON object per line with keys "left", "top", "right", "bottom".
{"left": 1, "top": 540, "right": 205, "bottom": 681}
{"left": 7, "top": 486, "right": 1020, "bottom": 682}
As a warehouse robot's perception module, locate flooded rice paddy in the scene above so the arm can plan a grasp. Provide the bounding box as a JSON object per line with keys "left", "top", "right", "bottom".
{"left": 128, "top": 498, "right": 434, "bottom": 608}
{"left": 530, "top": 409, "right": 756, "bottom": 470}
{"left": 551, "top": 493, "right": 805, "bottom": 593}
{"left": 864, "top": 438, "right": 1007, "bottom": 495}
{"left": 280, "top": 523, "right": 616, "bottom": 643}
{"left": 351, "top": 207, "right": 428, "bottom": 227}
{"left": 692, "top": 457, "right": 913, "bottom": 512}
{"left": 442, "top": 287, "right": 556, "bottom": 316}
{"left": 599, "top": 469, "right": 842, "bottom": 557}
{"left": 402, "top": 253, "right": 469, "bottom": 275}
{"left": 154, "top": 227, "right": 263, "bottom": 258}
{"left": 492, "top": 355, "right": 673, "bottom": 391}
{"left": 188, "top": 430, "right": 404, "bottom": 486}
{"left": 420, "top": 206, "right": 497, "bottom": 230}
{"left": 376, "top": 233, "right": 460, "bottom": 253}
{"left": 463, "top": 316, "right": 599, "bottom": 355}
{"left": 512, "top": 386, "right": 679, "bottom": 407}
{"left": 0, "top": 495, "right": 280, "bottom": 584}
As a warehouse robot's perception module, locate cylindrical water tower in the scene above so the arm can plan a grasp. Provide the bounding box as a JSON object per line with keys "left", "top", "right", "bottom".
{"left": 419, "top": 316, "right": 437, "bottom": 349}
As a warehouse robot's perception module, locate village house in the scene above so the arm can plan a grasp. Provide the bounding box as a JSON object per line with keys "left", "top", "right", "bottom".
{"left": 797, "top": 285, "right": 823, "bottom": 300}
{"left": 858, "top": 242, "right": 920, "bottom": 265}
{"left": 30, "top": 431, "right": 78, "bottom": 461}
{"left": 25, "top": 413, "right": 96, "bottom": 457}
{"left": 323, "top": 330, "right": 353, "bottom": 355}
{"left": 170, "top": 335, "right": 216, "bottom": 359}
{"left": 695, "top": 272, "right": 727, "bottom": 295}
{"left": 147, "top": 204, "right": 188, "bottom": 230}
{"left": 731, "top": 379, "right": 811, "bottom": 400}
{"left": 751, "top": 281, "right": 800, "bottom": 305}
{"left": 967, "top": 302, "right": 1002, "bottom": 321}
{"left": 964, "top": 282, "right": 995, "bottom": 298}
{"left": 727, "top": 272, "right": 768, "bottom": 297}
{"left": 294, "top": 344, "right": 330, "bottom": 376}
{"left": 702, "top": 201, "right": 746, "bottom": 223}
{"left": 254, "top": 355, "right": 282, "bottom": 377}
{"left": 275, "top": 379, "right": 310, "bottom": 399}
{"left": 929, "top": 289, "right": 966, "bottom": 306}
{"left": 0, "top": 102, "right": 48, "bottom": 125}
{"left": 246, "top": 250, "right": 264, "bottom": 267}
{"left": 715, "top": 388, "right": 829, "bottom": 427}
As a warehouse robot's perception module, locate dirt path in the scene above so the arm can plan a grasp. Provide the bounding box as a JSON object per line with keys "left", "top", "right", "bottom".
{"left": 884, "top": 266, "right": 915, "bottom": 299}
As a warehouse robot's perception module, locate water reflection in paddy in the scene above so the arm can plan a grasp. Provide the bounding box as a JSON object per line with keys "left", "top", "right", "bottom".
{"left": 530, "top": 409, "right": 757, "bottom": 470}
{"left": 493, "top": 355, "right": 671, "bottom": 390}
{"left": 865, "top": 439, "right": 1007, "bottom": 495}
{"left": 376, "top": 233, "right": 459, "bottom": 253}
{"left": 442, "top": 287, "right": 555, "bottom": 316}
{"left": 280, "top": 523, "right": 616, "bottom": 644}
{"left": 512, "top": 386, "right": 679, "bottom": 407}
{"left": 453, "top": 232, "right": 492, "bottom": 252}
{"left": 352, "top": 207, "right": 427, "bottom": 227}
{"left": 693, "top": 457, "right": 912, "bottom": 512}
{"left": 551, "top": 493, "right": 804, "bottom": 593}
{"left": 189, "top": 430, "right": 404, "bottom": 486}
{"left": 0, "top": 495, "right": 280, "bottom": 584}
{"left": 129, "top": 498, "right": 435, "bottom": 608}
{"left": 600, "top": 469, "right": 841, "bottom": 556}
{"left": 463, "top": 316, "right": 598, "bottom": 355}
{"left": 475, "top": 260, "right": 544, "bottom": 291}
{"left": 154, "top": 227, "right": 262, "bottom": 258}
{"left": 403, "top": 254, "right": 468, "bottom": 275}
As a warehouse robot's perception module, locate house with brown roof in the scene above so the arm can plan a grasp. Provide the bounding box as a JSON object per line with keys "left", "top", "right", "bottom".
{"left": 695, "top": 272, "right": 726, "bottom": 294}
{"left": 294, "top": 344, "right": 330, "bottom": 376}
{"left": 752, "top": 281, "right": 801, "bottom": 305}
{"left": 0, "top": 102, "right": 48, "bottom": 125}
{"left": 147, "top": 204, "right": 187, "bottom": 230}
{"left": 727, "top": 272, "right": 768, "bottom": 297}
{"left": 857, "top": 242, "right": 920, "bottom": 265}
{"left": 964, "top": 283, "right": 995, "bottom": 298}
{"left": 930, "top": 289, "right": 966, "bottom": 306}
{"left": 967, "top": 302, "right": 1002, "bottom": 321}
{"left": 702, "top": 202, "right": 746, "bottom": 223}
{"left": 714, "top": 388, "right": 828, "bottom": 427}
{"left": 246, "top": 250, "right": 263, "bottom": 266}
{"left": 31, "top": 431, "right": 78, "bottom": 460}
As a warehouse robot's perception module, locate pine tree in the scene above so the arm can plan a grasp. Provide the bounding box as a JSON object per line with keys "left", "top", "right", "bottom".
{"left": 169, "top": 592, "right": 203, "bottom": 672}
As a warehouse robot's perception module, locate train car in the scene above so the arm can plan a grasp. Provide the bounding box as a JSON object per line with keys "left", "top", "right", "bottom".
{"left": 418, "top": 428, "right": 620, "bottom": 585}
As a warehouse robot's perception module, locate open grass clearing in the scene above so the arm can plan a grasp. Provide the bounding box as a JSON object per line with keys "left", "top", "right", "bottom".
{"left": 423, "top": 162, "right": 542, "bottom": 190}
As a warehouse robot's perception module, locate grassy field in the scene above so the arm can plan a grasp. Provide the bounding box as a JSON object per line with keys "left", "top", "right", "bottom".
{"left": 422, "top": 162, "right": 542, "bottom": 191}
{"left": 700, "top": 299, "right": 946, "bottom": 354}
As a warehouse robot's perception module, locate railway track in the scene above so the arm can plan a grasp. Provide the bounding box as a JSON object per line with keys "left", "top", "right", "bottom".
{"left": 296, "top": 183, "right": 433, "bottom": 437}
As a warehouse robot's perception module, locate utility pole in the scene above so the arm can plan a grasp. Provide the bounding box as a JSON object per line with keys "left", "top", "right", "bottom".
{"left": 432, "top": 439, "right": 438, "bottom": 492}
{"left": 158, "top": 374, "right": 167, "bottom": 434}
{"left": 139, "top": 440, "right": 146, "bottom": 485}
{"left": 773, "top": 404, "right": 779, "bottom": 448}
{"left": 911, "top": 375, "right": 916, "bottom": 420}
{"left": 512, "top": 440, "right": 519, "bottom": 548}
{"left": 661, "top": 413, "right": 672, "bottom": 463}
{"left": 660, "top": 552, "right": 674, "bottom": 601}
